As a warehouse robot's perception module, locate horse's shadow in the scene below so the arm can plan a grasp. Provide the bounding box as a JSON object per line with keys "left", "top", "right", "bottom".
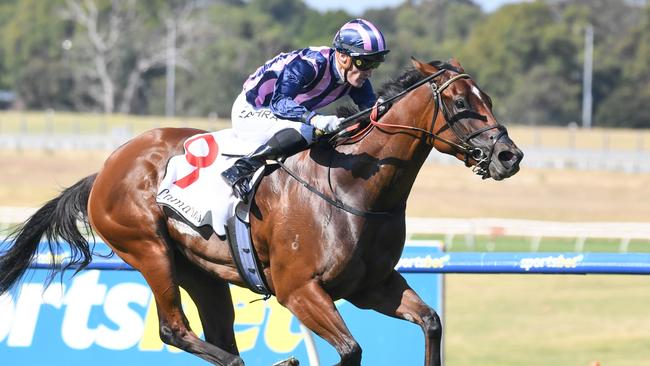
{"left": 251, "top": 144, "right": 407, "bottom": 220}
{"left": 309, "top": 142, "right": 407, "bottom": 180}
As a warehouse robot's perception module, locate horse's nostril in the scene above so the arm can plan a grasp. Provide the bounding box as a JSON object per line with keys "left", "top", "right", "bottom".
{"left": 498, "top": 150, "right": 514, "bottom": 162}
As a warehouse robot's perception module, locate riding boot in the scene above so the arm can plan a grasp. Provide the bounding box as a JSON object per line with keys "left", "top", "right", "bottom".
{"left": 221, "top": 128, "right": 309, "bottom": 202}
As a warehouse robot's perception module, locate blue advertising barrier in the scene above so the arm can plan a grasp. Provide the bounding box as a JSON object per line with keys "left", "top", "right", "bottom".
{"left": 27, "top": 244, "right": 650, "bottom": 275}
{"left": 0, "top": 241, "right": 444, "bottom": 366}
{"left": 3, "top": 240, "right": 649, "bottom": 366}
{"left": 395, "top": 251, "right": 650, "bottom": 274}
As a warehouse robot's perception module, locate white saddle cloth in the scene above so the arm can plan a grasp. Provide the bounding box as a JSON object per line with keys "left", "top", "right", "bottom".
{"left": 156, "top": 129, "right": 261, "bottom": 236}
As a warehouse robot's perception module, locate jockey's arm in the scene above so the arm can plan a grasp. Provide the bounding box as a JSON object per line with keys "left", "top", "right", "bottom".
{"left": 269, "top": 59, "right": 317, "bottom": 123}
{"left": 349, "top": 79, "right": 377, "bottom": 111}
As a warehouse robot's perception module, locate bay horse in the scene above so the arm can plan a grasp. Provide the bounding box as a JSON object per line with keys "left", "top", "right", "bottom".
{"left": 0, "top": 58, "right": 523, "bottom": 366}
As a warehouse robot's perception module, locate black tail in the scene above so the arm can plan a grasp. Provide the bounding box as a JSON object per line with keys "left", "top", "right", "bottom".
{"left": 0, "top": 174, "right": 97, "bottom": 295}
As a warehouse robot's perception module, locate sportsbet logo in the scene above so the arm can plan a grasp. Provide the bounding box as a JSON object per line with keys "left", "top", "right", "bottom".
{"left": 0, "top": 270, "right": 304, "bottom": 353}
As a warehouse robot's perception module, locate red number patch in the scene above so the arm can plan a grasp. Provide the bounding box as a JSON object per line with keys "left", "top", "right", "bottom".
{"left": 173, "top": 134, "right": 219, "bottom": 188}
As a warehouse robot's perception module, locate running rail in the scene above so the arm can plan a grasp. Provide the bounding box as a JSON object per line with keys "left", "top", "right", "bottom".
{"left": 19, "top": 243, "right": 650, "bottom": 275}
{"left": 395, "top": 252, "right": 650, "bottom": 275}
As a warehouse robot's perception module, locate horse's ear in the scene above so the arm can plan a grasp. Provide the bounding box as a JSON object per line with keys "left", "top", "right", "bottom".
{"left": 448, "top": 58, "right": 465, "bottom": 73}
{"left": 411, "top": 56, "right": 438, "bottom": 75}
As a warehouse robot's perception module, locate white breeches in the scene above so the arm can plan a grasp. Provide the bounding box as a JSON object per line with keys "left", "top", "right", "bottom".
{"left": 230, "top": 92, "right": 315, "bottom": 146}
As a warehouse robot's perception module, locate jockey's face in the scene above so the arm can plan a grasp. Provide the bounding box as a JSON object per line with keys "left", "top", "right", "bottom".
{"left": 347, "top": 62, "right": 374, "bottom": 88}
{"left": 336, "top": 52, "right": 379, "bottom": 88}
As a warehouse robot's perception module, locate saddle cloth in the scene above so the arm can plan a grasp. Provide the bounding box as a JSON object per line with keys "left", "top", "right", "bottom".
{"left": 156, "top": 129, "right": 261, "bottom": 237}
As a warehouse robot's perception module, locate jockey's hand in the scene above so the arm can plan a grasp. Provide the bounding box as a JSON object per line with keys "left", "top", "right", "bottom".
{"left": 376, "top": 97, "right": 392, "bottom": 119}
{"left": 310, "top": 114, "right": 343, "bottom": 134}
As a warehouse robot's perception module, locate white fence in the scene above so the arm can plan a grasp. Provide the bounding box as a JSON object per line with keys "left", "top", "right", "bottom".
{"left": 406, "top": 217, "right": 650, "bottom": 252}
{"left": 0, "top": 206, "right": 36, "bottom": 224}
{"left": 0, "top": 132, "right": 130, "bottom": 150}
{"left": 2, "top": 132, "right": 649, "bottom": 172}
{"left": 3, "top": 206, "right": 648, "bottom": 252}
{"left": 2, "top": 123, "right": 650, "bottom": 172}
{"left": 427, "top": 147, "right": 650, "bottom": 173}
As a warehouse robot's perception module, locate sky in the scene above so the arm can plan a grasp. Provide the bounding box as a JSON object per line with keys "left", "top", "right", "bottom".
{"left": 302, "top": 0, "right": 526, "bottom": 14}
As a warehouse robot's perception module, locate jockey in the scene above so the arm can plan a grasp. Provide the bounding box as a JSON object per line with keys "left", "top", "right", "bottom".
{"left": 221, "top": 18, "right": 390, "bottom": 203}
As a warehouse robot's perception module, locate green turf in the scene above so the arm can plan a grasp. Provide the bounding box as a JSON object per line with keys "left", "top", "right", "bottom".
{"left": 444, "top": 274, "right": 650, "bottom": 366}
{"left": 410, "top": 234, "right": 650, "bottom": 253}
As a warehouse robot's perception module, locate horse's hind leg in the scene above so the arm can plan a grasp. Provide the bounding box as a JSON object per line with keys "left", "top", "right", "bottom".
{"left": 86, "top": 128, "right": 242, "bottom": 365}
{"left": 173, "top": 252, "right": 238, "bottom": 355}
{"left": 135, "top": 239, "right": 244, "bottom": 366}
{"left": 93, "top": 227, "right": 243, "bottom": 366}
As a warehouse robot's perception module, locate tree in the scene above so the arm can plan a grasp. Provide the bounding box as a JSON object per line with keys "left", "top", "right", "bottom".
{"left": 156, "top": 2, "right": 292, "bottom": 117}
{"left": 358, "top": 0, "right": 482, "bottom": 91}
{"left": 63, "top": 0, "right": 200, "bottom": 114}
{"left": 0, "top": 0, "right": 647, "bottom": 128}
{"left": 0, "top": 0, "right": 16, "bottom": 91}
{"left": 458, "top": 2, "right": 582, "bottom": 124}
{"left": 595, "top": 3, "right": 650, "bottom": 127}
{"left": 1, "top": 0, "right": 74, "bottom": 109}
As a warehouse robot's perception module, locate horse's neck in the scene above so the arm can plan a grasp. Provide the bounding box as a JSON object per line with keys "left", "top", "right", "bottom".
{"left": 332, "top": 117, "right": 433, "bottom": 212}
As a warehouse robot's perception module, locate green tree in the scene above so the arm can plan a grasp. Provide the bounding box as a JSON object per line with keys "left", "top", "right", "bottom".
{"left": 0, "top": 0, "right": 647, "bottom": 129}
{"left": 1, "top": 0, "right": 74, "bottom": 109}
{"left": 155, "top": 2, "right": 292, "bottom": 117}
{"left": 63, "top": 0, "right": 206, "bottom": 114}
{"left": 249, "top": 0, "right": 308, "bottom": 38}
{"left": 595, "top": 3, "right": 650, "bottom": 127}
{"left": 458, "top": 2, "right": 582, "bottom": 124}
{"left": 360, "top": 0, "right": 482, "bottom": 90}
{"left": 0, "top": 0, "right": 17, "bottom": 90}
{"left": 293, "top": 9, "right": 351, "bottom": 49}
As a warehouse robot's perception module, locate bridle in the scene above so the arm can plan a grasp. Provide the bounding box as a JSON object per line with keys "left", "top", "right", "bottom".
{"left": 429, "top": 72, "right": 508, "bottom": 178}
{"left": 342, "top": 69, "right": 509, "bottom": 178}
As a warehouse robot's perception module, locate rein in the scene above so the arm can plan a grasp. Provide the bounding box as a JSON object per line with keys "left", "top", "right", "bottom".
{"left": 277, "top": 67, "right": 508, "bottom": 217}
{"left": 339, "top": 70, "right": 509, "bottom": 178}
{"left": 275, "top": 160, "right": 399, "bottom": 218}
{"left": 363, "top": 73, "right": 476, "bottom": 153}
{"left": 335, "top": 69, "right": 448, "bottom": 131}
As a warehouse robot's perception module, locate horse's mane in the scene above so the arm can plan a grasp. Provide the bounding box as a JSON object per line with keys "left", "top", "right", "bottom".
{"left": 337, "top": 60, "right": 461, "bottom": 120}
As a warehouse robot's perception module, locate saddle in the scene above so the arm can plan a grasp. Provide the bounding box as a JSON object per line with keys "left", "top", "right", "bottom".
{"left": 156, "top": 130, "right": 272, "bottom": 297}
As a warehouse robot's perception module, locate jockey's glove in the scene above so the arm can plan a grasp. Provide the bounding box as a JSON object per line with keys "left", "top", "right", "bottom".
{"left": 376, "top": 97, "right": 392, "bottom": 118}
{"left": 310, "top": 114, "right": 343, "bottom": 134}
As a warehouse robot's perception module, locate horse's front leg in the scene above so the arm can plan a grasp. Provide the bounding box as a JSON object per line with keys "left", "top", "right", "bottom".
{"left": 347, "top": 270, "right": 442, "bottom": 366}
{"left": 276, "top": 280, "right": 362, "bottom": 366}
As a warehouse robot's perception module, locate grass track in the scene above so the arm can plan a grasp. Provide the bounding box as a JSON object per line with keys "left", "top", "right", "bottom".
{"left": 445, "top": 274, "right": 650, "bottom": 366}
{"left": 412, "top": 234, "right": 650, "bottom": 252}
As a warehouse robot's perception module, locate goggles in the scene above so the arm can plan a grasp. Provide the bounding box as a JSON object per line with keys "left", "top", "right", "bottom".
{"left": 352, "top": 57, "right": 382, "bottom": 71}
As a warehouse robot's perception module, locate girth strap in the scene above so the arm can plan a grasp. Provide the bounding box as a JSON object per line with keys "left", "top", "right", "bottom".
{"left": 225, "top": 210, "right": 272, "bottom": 297}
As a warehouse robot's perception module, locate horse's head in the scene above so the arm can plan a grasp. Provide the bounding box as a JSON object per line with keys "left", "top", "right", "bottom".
{"left": 411, "top": 58, "right": 523, "bottom": 180}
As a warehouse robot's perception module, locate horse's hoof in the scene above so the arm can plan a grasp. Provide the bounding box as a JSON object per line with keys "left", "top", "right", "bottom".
{"left": 271, "top": 356, "right": 299, "bottom": 366}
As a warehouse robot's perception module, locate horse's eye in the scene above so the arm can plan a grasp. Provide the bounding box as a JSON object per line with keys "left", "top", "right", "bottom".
{"left": 454, "top": 99, "right": 466, "bottom": 109}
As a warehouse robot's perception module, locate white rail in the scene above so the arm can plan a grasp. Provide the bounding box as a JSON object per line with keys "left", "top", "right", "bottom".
{"left": 406, "top": 217, "right": 650, "bottom": 252}
{"left": 0, "top": 206, "right": 37, "bottom": 224}
{"left": 2, "top": 207, "right": 649, "bottom": 252}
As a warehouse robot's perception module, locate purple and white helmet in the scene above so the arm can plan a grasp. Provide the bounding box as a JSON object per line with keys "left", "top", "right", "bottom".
{"left": 333, "top": 18, "right": 390, "bottom": 60}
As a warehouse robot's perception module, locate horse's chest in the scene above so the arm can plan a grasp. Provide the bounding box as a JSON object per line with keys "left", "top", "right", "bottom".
{"left": 316, "top": 218, "right": 406, "bottom": 296}
{"left": 322, "top": 237, "right": 403, "bottom": 296}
